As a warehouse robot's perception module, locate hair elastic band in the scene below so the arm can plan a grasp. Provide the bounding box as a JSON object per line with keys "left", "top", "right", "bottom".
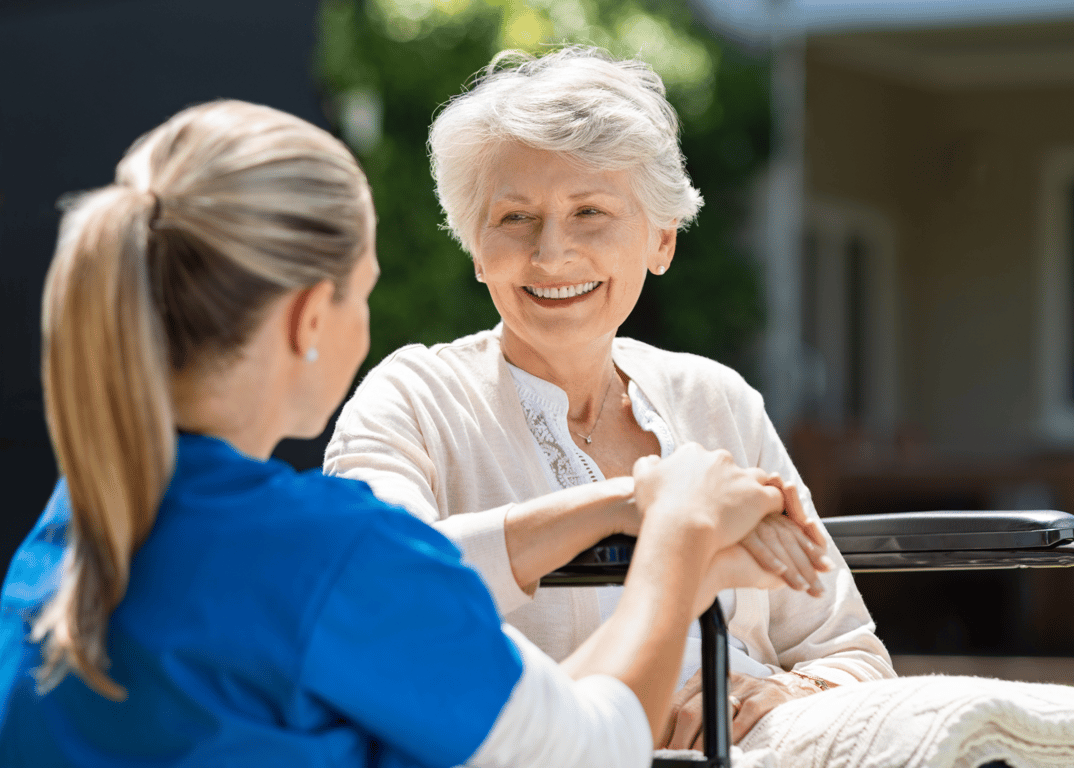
{"left": 146, "top": 191, "right": 163, "bottom": 230}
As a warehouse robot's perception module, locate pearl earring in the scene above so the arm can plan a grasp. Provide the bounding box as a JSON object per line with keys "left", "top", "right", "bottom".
{"left": 476, "top": 272, "right": 485, "bottom": 283}
{"left": 305, "top": 347, "right": 319, "bottom": 363}
{"left": 656, "top": 265, "right": 667, "bottom": 275}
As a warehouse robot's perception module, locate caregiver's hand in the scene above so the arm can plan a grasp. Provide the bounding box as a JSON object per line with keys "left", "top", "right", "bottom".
{"left": 632, "top": 445, "right": 784, "bottom": 552}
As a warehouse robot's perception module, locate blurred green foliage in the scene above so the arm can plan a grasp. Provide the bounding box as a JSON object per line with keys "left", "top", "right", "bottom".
{"left": 315, "top": 0, "right": 771, "bottom": 378}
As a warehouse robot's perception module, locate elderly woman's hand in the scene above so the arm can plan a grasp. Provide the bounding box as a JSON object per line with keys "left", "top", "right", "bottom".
{"left": 729, "top": 671, "right": 834, "bottom": 743}
{"left": 661, "top": 669, "right": 835, "bottom": 750}
{"left": 744, "top": 478, "right": 833, "bottom": 595}
{"left": 740, "top": 513, "right": 834, "bottom": 596}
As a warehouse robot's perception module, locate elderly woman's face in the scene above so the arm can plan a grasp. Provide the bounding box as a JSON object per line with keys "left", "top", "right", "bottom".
{"left": 473, "top": 143, "right": 675, "bottom": 359}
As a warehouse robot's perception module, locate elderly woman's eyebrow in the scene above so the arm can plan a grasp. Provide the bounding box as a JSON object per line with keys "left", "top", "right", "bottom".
{"left": 492, "top": 189, "right": 624, "bottom": 203}
{"left": 492, "top": 192, "right": 531, "bottom": 203}
{"left": 568, "top": 189, "right": 622, "bottom": 200}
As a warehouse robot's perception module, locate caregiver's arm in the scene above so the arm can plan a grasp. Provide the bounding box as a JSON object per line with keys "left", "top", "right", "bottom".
{"left": 470, "top": 446, "right": 788, "bottom": 768}
{"left": 471, "top": 551, "right": 771, "bottom": 768}
{"left": 561, "top": 446, "right": 786, "bottom": 739}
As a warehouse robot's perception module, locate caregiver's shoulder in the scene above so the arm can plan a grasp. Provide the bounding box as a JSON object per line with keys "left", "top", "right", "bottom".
{"left": 302, "top": 468, "right": 456, "bottom": 549}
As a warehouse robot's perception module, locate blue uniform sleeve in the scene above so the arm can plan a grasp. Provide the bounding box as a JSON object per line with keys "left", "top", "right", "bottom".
{"left": 0, "top": 481, "right": 70, "bottom": 725}
{"left": 300, "top": 501, "right": 523, "bottom": 768}
{"left": 2, "top": 480, "right": 69, "bottom": 612}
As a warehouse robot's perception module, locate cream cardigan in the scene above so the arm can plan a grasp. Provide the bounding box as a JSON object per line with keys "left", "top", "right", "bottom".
{"left": 325, "top": 327, "right": 895, "bottom": 686}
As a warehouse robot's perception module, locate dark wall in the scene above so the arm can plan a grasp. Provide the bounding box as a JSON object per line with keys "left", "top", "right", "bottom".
{"left": 0, "top": 0, "right": 326, "bottom": 572}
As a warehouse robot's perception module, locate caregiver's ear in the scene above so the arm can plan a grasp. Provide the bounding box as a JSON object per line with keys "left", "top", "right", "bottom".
{"left": 287, "top": 279, "right": 335, "bottom": 359}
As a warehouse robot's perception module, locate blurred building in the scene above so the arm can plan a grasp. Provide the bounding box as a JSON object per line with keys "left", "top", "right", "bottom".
{"left": 698, "top": 0, "right": 1074, "bottom": 515}
{"left": 697, "top": 0, "right": 1074, "bottom": 658}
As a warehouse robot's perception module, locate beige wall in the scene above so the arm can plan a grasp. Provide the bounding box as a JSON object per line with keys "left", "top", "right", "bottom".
{"left": 805, "top": 52, "right": 1074, "bottom": 452}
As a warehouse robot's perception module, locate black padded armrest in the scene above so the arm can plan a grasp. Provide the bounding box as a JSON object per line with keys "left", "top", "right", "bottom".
{"left": 540, "top": 513, "right": 1074, "bottom": 766}
{"left": 824, "top": 510, "right": 1074, "bottom": 571}
{"left": 542, "top": 534, "right": 636, "bottom": 586}
{"left": 825, "top": 510, "right": 1074, "bottom": 552}
{"left": 545, "top": 512, "right": 1074, "bottom": 580}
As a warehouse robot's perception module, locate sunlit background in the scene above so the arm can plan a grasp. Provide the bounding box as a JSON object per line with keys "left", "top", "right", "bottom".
{"left": 5, "top": 0, "right": 1074, "bottom": 685}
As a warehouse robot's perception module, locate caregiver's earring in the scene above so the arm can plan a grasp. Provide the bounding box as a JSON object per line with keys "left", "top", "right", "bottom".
{"left": 305, "top": 347, "right": 319, "bottom": 363}
{"left": 475, "top": 272, "right": 485, "bottom": 283}
{"left": 655, "top": 265, "right": 667, "bottom": 275}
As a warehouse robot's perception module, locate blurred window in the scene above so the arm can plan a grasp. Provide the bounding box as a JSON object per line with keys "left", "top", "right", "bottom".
{"left": 802, "top": 199, "right": 897, "bottom": 432}
{"left": 1035, "top": 149, "right": 1074, "bottom": 442}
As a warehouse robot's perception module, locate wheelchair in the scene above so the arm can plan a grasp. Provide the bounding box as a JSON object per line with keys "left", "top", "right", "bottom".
{"left": 543, "top": 509, "right": 1074, "bottom": 767}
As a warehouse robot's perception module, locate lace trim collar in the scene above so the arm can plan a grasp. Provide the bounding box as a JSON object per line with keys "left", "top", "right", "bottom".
{"left": 506, "top": 362, "right": 675, "bottom": 492}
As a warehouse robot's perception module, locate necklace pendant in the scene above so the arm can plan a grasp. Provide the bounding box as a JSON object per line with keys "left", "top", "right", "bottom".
{"left": 584, "top": 436, "right": 592, "bottom": 444}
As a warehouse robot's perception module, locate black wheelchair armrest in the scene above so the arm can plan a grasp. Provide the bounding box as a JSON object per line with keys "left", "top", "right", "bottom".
{"left": 824, "top": 510, "right": 1074, "bottom": 571}
{"left": 541, "top": 534, "right": 636, "bottom": 586}
{"left": 541, "top": 511, "right": 1074, "bottom": 766}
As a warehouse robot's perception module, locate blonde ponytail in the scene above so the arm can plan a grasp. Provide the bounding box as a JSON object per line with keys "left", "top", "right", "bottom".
{"left": 32, "top": 100, "right": 371, "bottom": 700}
{"left": 35, "top": 186, "right": 175, "bottom": 700}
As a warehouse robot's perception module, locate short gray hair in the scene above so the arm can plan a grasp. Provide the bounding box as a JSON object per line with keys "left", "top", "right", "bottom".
{"left": 429, "top": 46, "right": 704, "bottom": 255}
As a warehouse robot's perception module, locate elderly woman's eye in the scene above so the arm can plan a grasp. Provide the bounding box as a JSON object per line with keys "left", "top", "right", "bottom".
{"left": 577, "top": 206, "right": 604, "bottom": 217}
{"left": 500, "top": 212, "right": 531, "bottom": 224}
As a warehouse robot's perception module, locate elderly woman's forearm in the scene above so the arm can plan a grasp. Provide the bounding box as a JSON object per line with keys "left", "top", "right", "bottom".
{"left": 504, "top": 476, "right": 636, "bottom": 592}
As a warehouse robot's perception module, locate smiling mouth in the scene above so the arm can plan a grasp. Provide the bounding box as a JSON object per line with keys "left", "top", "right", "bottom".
{"left": 523, "top": 281, "right": 601, "bottom": 300}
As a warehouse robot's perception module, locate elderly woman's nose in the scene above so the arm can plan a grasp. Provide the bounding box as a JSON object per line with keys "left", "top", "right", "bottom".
{"left": 531, "top": 220, "right": 572, "bottom": 266}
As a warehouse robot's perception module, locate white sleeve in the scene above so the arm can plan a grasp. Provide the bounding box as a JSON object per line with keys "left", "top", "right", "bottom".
{"left": 465, "top": 625, "right": 652, "bottom": 768}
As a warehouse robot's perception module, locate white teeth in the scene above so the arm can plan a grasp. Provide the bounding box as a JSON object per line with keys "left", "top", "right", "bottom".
{"left": 527, "top": 281, "right": 599, "bottom": 300}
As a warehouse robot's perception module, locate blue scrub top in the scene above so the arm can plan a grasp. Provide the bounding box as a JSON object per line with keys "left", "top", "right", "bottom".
{"left": 0, "top": 434, "right": 522, "bottom": 767}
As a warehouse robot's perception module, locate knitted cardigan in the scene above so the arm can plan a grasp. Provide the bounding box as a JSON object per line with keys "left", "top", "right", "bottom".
{"left": 325, "top": 327, "right": 895, "bottom": 685}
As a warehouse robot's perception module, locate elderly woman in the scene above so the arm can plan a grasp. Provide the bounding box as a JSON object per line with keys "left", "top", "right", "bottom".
{"left": 325, "top": 47, "right": 895, "bottom": 747}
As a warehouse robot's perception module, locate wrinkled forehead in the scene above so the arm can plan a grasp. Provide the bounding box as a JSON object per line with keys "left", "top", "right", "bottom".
{"left": 477, "top": 140, "right": 648, "bottom": 215}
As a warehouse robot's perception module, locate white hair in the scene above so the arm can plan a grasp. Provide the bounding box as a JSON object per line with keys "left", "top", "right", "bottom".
{"left": 429, "top": 46, "right": 704, "bottom": 255}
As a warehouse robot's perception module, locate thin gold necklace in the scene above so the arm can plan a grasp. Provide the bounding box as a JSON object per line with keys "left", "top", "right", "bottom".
{"left": 570, "top": 374, "right": 615, "bottom": 445}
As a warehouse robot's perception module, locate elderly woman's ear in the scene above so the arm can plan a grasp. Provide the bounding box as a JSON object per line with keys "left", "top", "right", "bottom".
{"left": 648, "top": 224, "right": 678, "bottom": 276}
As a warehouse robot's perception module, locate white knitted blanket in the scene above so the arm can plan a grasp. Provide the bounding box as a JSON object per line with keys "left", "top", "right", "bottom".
{"left": 688, "top": 675, "right": 1074, "bottom": 768}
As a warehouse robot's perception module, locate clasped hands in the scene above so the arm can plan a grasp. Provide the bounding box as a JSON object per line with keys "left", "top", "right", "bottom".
{"left": 631, "top": 444, "right": 833, "bottom": 598}
{"left": 631, "top": 444, "right": 835, "bottom": 749}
